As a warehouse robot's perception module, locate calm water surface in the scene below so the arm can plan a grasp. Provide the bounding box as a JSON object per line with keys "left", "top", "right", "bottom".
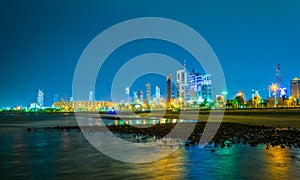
{"left": 0, "top": 113, "right": 300, "bottom": 179}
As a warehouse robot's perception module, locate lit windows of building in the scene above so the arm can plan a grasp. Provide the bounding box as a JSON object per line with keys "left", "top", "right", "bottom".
{"left": 166, "top": 74, "right": 172, "bottom": 103}
{"left": 188, "top": 69, "right": 212, "bottom": 102}
{"left": 146, "top": 83, "right": 151, "bottom": 105}
{"left": 291, "top": 77, "right": 300, "bottom": 99}
{"left": 37, "top": 89, "right": 44, "bottom": 107}
{"left": 176, "top": 70, "right": 188, "bottom": 103}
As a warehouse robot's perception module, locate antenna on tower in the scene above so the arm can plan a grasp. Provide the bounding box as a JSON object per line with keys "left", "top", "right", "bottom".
{"left": 184, "top": 59, "right": 187, "bottom": 71}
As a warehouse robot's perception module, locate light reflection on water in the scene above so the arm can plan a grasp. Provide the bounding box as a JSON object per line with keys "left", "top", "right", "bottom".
{"left": 0, "top": 114, "right": 300, "bottom": 179}
{"left": 264, "top": 146, "right": 300, "bottom": 179}
{"left": 86, "top": 116, "right": 197, "bottom": 127}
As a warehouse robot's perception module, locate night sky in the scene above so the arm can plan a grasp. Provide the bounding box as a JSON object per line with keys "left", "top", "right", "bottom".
{"left": 1, "top": 0, "right": 300, "bottom": 107}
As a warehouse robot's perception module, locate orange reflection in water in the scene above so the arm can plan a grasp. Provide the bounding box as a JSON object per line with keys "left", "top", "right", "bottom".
{"left": 265, "top": 146, "right": 291, "bottom": 178}
{"left": 129, "top": 149, "right": 188, "bottom": 179}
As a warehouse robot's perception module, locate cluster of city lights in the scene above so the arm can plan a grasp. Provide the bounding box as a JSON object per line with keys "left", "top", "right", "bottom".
{"left": 1, "top": 73, "right": 300, "bottom": 112}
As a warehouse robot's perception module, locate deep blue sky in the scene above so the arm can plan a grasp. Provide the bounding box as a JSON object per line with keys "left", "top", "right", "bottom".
{"left": 1, "top": 0, "right": 300, "bottom": 107}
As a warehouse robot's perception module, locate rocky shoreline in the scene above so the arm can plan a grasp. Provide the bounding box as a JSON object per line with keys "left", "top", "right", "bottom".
{"left": 29, "top": 122, "right": 300, "bottom": 149}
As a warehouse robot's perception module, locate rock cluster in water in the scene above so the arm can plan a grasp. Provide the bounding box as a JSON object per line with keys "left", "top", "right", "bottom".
{"left": 30, "top": 122, "right": 300, "bottom": 149}
{"left": 106, "top": 122, "right": 300, "bottom": 149}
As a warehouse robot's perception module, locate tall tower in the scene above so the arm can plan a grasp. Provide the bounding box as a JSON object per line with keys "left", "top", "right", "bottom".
{"left": 146, "top": 83, "right": 151, "bottom": 104}
{"left": 155, "top": 86, "right": 160, "bottom": 106}
{"left": 276, "top": 64, "right": 281, "bottom": 88}
{"left": 133, "top": 92, "right": 138, "bottom": 103}
{"left": 37, "top": 89, "right": 44, "bottom": 107}
{"left": 176, "top": 70, "right": 188, "bottom": 103}
{"left": 275, "top": 64, "right": 281, "bottom": 98}
{"left": 188, "top": 69, "right": 196, "bottom": 101}
{"left": 125, "top": 87, "right": 130, "bottom": 103}
{"left": 188, "top": 68, "right": 213, "bottom": 103}
{"left": 166, "top": 74, "right": 172, "bottom": 103}
{"left": 89, "top": 91, "right": 93, "bottom": 102}
{"left": 201, "top": 74, "right": 212, "bottom": 101}
{"left": 137, "top": 90, "right": 143, "bottom": 103}
{"left": 53, "top": 94, "right": 59, "bottom": 104}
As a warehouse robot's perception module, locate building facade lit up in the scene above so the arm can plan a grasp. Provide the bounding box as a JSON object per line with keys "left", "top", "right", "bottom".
{"left": 125, "top": 87, "right": 130, "bottom": 103}
{"left": 176, "top": 70, "right": 188, "bottom": 103}
{"left": 53, "top": 101, "right": 113, "bottom": 112}
{"left": 146, "top": 83, "right": 151, "bottom": 104}
{"left": 166, "top": 74, "right": 172, "bottom": 103}
{"left": 89, "top": 90, "right": 94, "bottom": 102}
{"left": 137, "top": 90, "right": 143, "bottom": 103}
{"left": 188, "top": 69, "right": 212, "bottom": 103}
{"left": 291, "top": 77, "right": 300, "bottom": 99}
{"left": 37, "top": 89, "right": 44, "bottom": 107}
{"left": 155, "top": 86, "right": 160, "bottom": 106}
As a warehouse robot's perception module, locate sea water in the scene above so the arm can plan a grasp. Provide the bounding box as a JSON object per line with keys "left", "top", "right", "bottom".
{"left": 0, "top": 113, "right": 299, "bottom": 179}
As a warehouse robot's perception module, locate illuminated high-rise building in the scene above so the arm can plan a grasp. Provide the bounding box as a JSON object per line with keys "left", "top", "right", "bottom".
{"left": 188, "top": 69, "right": 200, "bottom": 101}
{"left": 137, "top": 90, "right": 143, "bottom": 103}
{"left": 89, "top": 91, "right": 94, "bottom": 102}
{"left": 53, "top": 94, "right": 59, "bottom": 104}
{"left": 176, "top": 70, "right": 188, "bottom": 103}
{"left": 37, "top": 89, "right": 44, "bottom": 107}
{"left": 188, "top": 69, "right": 212, "bottom": 102}
{"left": 201, "top": 74, "right": 212, "bottom": 101}
{"left": 146, "top": 83, "right": 151, "bottom": 104}
{"left": 155, "top": 86, "right": 160, "bottom": 106}
{"left": 291, "top": 77, "right": 300, "bottom": 98}
{"left": 133, "top": 92, "right": 138, "bottom": 103}
{"left": 166, "top": 74, "right": 172, "bottom": 103}
{"left": 125, "top": 87, "right": 130, "bottom": 103}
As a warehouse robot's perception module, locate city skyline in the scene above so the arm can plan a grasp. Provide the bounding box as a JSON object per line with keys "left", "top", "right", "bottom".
{"left": 1, "top": 63, "right": 299, "bottom": 108}
{"left": 1, "top": 1, "right": 300, "bottom": 107}
{"left": 4, "top": 66, "right": 300, "bottom": 110}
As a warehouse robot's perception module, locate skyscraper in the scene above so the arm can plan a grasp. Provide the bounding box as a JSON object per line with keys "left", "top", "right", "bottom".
{"left": 137, "top": 90, "right": 143, "bottom": 103}
{"left": 133, "top": 92, "right": 138, "bottom": 103}
{"left": 166, "top": 74, "right": 172, "bottom": 103}
{"left": 176, "top": 70, "right": 188, "bottom": 103}
{"left": 188, "top": 69, "right": 200, "bottom": 101}
{"left": 201, "top": 74, "right": 212, "bottom": 101}
{"left": 291, "top": 77, "right": 300, "bottom": 98}
{"left": 125, "top": 87, "right": 130, "bottom": 103}
{"left": 155, "top": 86, "right": 160, "bottom": 106}
{"left": 146, "top": 83, "right": 151, "bottom": 104}
{"left": 53, "top": 94, "right": 59, "bottom": 104}
{"left": 37, "top": 89, "right": 44, "bottom": 107}
{"left": 188, "top": 70, "right": 212, "bottom": 102}
{"left": 89, "top": 91, "right": 94, "bottom": 101}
